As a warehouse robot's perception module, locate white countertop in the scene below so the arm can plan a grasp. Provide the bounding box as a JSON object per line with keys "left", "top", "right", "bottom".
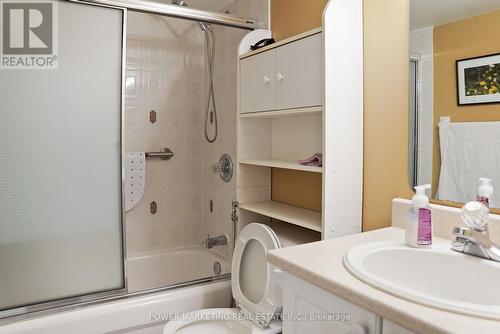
{"left": 267, "top": 227, "right": 500, "bottom": 334}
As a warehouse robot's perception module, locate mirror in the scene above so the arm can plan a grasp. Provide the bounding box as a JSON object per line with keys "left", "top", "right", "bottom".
{"left": 409, "top": 0, "right": 500, "bottom": 209}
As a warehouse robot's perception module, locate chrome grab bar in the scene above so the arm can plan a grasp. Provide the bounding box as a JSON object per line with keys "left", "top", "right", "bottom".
{"left": 145, "top": 147, "right": 174, "bottom": 161}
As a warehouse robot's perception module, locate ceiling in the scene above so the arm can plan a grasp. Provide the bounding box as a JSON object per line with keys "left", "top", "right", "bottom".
{"left": 410, "top": 0, "right": 500, "bottom": 31}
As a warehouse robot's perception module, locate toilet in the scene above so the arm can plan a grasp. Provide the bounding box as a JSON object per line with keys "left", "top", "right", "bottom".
{"left": 164, "top": 223, "right": 283, "bottom": 334}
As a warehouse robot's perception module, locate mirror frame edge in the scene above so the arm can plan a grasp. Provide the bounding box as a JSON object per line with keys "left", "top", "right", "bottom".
{"left": 430, "top": 198, "right": 500, "bottom": 215}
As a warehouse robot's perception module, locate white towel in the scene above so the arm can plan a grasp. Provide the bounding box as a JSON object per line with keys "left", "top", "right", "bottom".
{"left": 437, "top": 120, "right": 500, "bottom": 207}
{"left": 125, "top": 152, "right": 146, "bottom": 212}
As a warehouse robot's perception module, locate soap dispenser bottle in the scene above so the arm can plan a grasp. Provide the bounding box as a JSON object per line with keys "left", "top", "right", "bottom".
{"left": 406, "top": 184, "right": 432, "bottom": 248}
{"left": 477, "top": 178, "right": 494, "bottom": 208}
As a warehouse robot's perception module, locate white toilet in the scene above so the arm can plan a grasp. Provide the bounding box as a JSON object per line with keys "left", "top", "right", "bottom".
{"left": 164, "top": 223, "right": 283, "bottom": 334}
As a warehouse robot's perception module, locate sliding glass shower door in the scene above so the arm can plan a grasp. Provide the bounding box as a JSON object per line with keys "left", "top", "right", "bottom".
{"left": 0, "top": 0, "right": 125, "bottom": 317}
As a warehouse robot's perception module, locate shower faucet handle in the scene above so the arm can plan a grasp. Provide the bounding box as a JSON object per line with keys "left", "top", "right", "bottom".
{"left": 211, "top": 163, "right": 224, "bottom": 173}
{"left": 211, "top": 154, "right": 233, "bottom": 183}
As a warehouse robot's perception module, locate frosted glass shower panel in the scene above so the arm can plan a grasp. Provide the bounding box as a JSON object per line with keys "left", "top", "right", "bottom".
{"left": 0, "top": 1, "right": 124, "bottom": 311}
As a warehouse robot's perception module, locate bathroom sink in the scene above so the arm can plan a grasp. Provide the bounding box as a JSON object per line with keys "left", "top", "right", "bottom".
{"left": 343, "top": 241, "right": 500, "bottom": 320}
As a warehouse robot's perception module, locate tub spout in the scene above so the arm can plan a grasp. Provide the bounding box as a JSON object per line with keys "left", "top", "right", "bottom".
{"left": 206, "top": 235, "right": 228, "bottom": 249}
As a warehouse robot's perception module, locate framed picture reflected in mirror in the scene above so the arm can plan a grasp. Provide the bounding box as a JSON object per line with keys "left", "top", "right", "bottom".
{"left": 457, "top": 53, "right": 500, "bottom": 106}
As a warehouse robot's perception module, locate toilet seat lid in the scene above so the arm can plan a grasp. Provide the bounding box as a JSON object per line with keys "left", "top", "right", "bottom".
{"left": 231, "top": 223, "right": 281, "bottom": 326}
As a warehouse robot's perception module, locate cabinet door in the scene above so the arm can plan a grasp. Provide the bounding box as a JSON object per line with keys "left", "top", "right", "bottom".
{"left": 276, "top": 33, "right": 323, "bottom": 110}
{"left": 240, "top": 50, "right": 276, "bottom": 113}
{"left": 282, "top": 273, "right": 377, "bottom": 334}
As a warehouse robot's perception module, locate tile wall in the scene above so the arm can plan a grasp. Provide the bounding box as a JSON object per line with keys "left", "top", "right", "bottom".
{"left": 124, "top": 1, "right": 269, "bottom": 287}
{"left": 204, "top": 0, "right": 269, "bottom": 258}
{"left": 125, "top": 12, "right": 205, "bottom": 256}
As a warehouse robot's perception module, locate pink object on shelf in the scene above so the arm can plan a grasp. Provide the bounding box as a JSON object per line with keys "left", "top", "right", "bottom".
{"left": 298, "top": 153, "right": 322, "bottom": 167}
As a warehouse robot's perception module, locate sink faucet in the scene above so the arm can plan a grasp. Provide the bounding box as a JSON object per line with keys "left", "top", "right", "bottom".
{"left": 206, "top": 235, "right": 228, "bottom": 249}
{"left": 451, "top": 201, "right": 500, "bottom": 262}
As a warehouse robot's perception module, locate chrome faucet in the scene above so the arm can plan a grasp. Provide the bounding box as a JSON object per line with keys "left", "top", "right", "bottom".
{"left": 206, "top": 235, "right": 228, "bottom": 249}
{"left": 451, "top": 201, "right": 500, "bottom": 262}
{"left": 211, "top": 153, "right": 233, "bottom": 183}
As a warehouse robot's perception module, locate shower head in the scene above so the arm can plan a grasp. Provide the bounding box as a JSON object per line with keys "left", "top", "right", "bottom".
{"left": 171, "top": 0, "right": 212, "bottom": 32}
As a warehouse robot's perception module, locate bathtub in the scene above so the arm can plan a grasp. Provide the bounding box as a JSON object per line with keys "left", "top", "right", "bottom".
{"left": 127, "top": 245, "right": 231, "bottom": 292}
{"left": 0, "top": 247, "right": 232, "bottom": 334}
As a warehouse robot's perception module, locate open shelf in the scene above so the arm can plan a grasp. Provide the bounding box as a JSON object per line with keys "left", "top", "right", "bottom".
{"left": 269, "top": 220, "right": 321, "bottom": 247}
{"left": 239, "top": 201, "right": 322, "bottom": 232}
{"left": 239, "top": 159, "right": 323, "bottom": 173}
{"left": 239, "top": 106, "right": 322, "bottom": 119}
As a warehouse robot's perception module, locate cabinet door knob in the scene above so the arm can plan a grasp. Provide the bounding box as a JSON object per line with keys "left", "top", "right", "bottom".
{"left": 264, "top": 75, "right": 270, "bottom": 84}
{"left": 277, "top": 72, "right": 285, "bottom": 81}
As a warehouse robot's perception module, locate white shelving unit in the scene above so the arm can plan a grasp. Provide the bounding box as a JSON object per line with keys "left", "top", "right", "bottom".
{"left": 237, "top": 28, "right": 324, "bottom": 244}
{"left": 239, "top": 201, "right": 322, "bottom": 232}
{"left": 236, "top": 0, "right": 364, "bottom": 246}
{"left": 239, "top": 106, "right": 323, "bottom": 119}
{"left": 239, "top": 159, "right": 323, "bottom": 173}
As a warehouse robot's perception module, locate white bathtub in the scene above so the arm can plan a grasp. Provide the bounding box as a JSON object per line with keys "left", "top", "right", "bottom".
{"left": 0, "top": 247, "right": 232, "bottom": 334}
{"left": 127, "top": 246, "right": 231, "bottom": 292}
{"left": 0, "top": 281, "right": 231, "bottom": 334}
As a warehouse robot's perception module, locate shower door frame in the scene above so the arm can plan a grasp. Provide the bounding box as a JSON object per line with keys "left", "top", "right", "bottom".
{"left": 0, "top": 0, "right": 128, "bottom": 323}
{"left": 70, "top": 0, "right": 258, "bottom": 30}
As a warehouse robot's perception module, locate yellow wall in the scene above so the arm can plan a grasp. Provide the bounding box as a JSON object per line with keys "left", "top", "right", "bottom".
{"left": 270, "top": 0, "right": 328, "bottom": 41}
{"left": 362, "top": 0, "right": 413, "bottom": 231}
{"left": 271, "top": 0, "right": 413, "bottom": 231}
{"left": 272, "top": 169, "right": 322, "bottom": 212}
{"left": 432, "top": 10, "right": 500, "bottom": 193}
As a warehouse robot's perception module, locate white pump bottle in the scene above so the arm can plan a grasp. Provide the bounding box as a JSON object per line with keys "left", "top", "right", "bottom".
{"left": 406, "top": 184, "right": 432, "bottom": 248}
{"left": 477, "top": 178, "right": 494, "bottom": 208}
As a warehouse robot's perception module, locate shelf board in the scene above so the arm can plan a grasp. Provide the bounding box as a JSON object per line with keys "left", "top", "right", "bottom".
{"left": 240, "top": 27, "right": 322, "bottom": 59}
{"left": 239, "top": 106, "right": 322, "bottom": 119}
{"left": 239, "top": 201, "right": 322, "bottom": 232}
{"left": 269, "top": 220, "right": 321, "bottom": 247}
{"left": 239, "top": 159, "right": 323, "bottom": 173}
